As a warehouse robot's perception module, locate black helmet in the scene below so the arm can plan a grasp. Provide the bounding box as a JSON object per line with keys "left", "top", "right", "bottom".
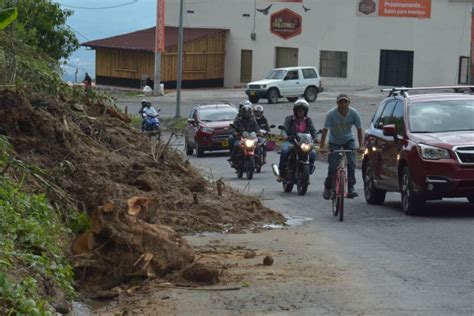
{"left": 253, "top": 105, "right": 264, "bottom": 118}
{"left": 241, "top": 104, "right": 253, "bottom": 119}
{"left": 293, "top": 98, "right": 309, "bottom": 116}
{"left": 239, "top": 100, "right": 252, "bottom": 110}
{"left": 141, "top": 99, "right": 151, "bottom": 107}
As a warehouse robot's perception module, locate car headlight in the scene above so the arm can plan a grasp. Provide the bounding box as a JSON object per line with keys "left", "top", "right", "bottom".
{"left": 201, "top": 127, "right": 214, "bottom": 134}
{"left": 418, "top": 143, "right": 450, "bottom": 160}
{"left": 261, "top": 85, "right": 266, "bottom": 89}
{"left": 244, "top": 139, "right": 256, "bottom": 149}
{"left": 300, "top": 143, "right": 312, "bottom": 152}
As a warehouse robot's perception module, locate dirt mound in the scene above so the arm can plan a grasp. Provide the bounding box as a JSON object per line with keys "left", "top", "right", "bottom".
{"left": 0, "top": 89, "right": 285, "bottom": 291}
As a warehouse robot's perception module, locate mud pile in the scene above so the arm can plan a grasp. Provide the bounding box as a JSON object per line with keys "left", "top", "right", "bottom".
{"left": 0, "top": 89, "right": 285, "bottom": 292}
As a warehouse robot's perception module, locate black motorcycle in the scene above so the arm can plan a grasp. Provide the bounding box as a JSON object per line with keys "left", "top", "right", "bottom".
{"left": 229, "top": 124, "right": 258, "bottom": 180}
{"left": 254, "top": 125, "right": 275, "bottom": 173}
{"left": 272, "top": 126, "right": 316, "bottom": 195}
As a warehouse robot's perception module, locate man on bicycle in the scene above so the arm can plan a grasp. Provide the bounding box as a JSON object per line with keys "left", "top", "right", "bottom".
{"left": 319, "top": 94, "right": 364, "bottom": 199}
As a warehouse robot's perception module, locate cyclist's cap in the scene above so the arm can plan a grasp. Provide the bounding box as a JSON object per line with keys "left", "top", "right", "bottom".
{"left": 337, "top": 94, "right": 351, "bottom": 102}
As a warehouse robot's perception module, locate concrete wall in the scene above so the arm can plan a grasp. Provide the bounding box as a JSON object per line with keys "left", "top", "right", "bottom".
{"left": 164, "top": 0, "right": 472, "bottom": 88}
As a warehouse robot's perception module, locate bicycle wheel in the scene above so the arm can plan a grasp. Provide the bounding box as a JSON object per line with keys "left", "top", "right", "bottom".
{"left": 332, "top": 176, "right": 338, "bottom": 216}
{"left": 337, "top": 173, "right": 345, "bottom": 222}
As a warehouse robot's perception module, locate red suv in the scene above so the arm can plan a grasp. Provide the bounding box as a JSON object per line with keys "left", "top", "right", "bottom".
{"left": 362, "top": 87, "right": 474, "bottom": 215}
{"left": 184, "top": 103, "right": 238, "bottom": 157}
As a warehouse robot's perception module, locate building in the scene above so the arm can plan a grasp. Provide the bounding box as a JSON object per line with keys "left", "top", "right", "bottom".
{"left": 84, "top": 0, "right": 472, "bottom": 89}
{"left": 82, "top": 27, "right": 228, "bottom": 89}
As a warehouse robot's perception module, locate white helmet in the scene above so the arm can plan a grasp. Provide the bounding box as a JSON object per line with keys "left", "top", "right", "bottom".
{"left": 253, "top": 105, "right": 264, "bottom": 118}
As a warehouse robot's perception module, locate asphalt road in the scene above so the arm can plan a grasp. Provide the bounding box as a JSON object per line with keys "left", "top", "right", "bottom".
{"left": 112, "top": 87, "right": 474, "bottom": 314}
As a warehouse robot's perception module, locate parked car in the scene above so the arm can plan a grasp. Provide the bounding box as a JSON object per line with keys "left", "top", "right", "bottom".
{"left": 184, "top": 103, "right": 238, "bottom": 157}
{"left": 361, "top": 86, "right": 474, "bottom": 215}
{"left": 245, "top": 66, "right": 323, "bottom": 104}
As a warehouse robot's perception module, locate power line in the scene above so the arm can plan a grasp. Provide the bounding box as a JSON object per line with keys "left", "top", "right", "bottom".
{"left": 66, "top": 23, "right": 90, "bottom": 41}
{"left": 58, "top": 0, "right": 139, "bottom": 10}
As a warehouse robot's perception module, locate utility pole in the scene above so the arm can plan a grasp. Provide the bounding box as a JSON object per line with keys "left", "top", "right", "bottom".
{"left": 154, "top": 0, "right": 165, "bottom": 95}
{"left": 175, "top": 0, "right": 184, "bottom": 118}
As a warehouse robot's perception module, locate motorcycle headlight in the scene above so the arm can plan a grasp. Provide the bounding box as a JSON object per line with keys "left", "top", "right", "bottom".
{"left": 201, "top": 127, "right": 214, "bottom": 134}
{"left": 417, "top": 143, "right": 450, "bottom": 160}
{"left": 300, "top": 143, "right": 312, "bottom": 152}
{"left": 244, "top": 139, "right": 256, "bottom": 149}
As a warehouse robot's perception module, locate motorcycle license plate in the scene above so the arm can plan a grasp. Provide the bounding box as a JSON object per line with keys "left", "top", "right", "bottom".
{"left": 221, "top": 139, "right": 229, "bottom": 147}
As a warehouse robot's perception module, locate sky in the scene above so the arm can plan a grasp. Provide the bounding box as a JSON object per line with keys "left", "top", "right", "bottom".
{"left": 54, "top": 0, "right": 159, "bottom": 82}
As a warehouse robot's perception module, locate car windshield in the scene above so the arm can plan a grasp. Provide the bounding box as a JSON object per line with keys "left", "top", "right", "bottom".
{"left": 199, "top": 107, "right": 237, "bottom": 122}
{"left": 266, "top": 69, "right": 286, "bottom": 80}
{"left": 409, "top": 100, "right": 474, "bottom": 133}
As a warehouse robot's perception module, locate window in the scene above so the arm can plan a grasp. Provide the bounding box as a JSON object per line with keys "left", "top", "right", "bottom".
{"left": 390, "top": 101, "right": 405, "bottom": 135}
{"left": 320, "top": 51, "right": 348, "bottom": 78}
{"left": 458, "top": 56, "right": 469, "bottom": 84}
{"left": 377, "top": 100, "right": 396, "bottom": 128}
{"left": 302, "top": 68, "right": 317, "bottom": 79}
{"left": 285, "top": 70, "right": 299, "bottom": 80}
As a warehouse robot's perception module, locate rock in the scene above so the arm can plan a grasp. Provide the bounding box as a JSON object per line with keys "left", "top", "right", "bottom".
{"left": 244, "top": 250, "right": 256, "bottom": 259}
{"left": 72, "top": 103, "right": 85, "bottom": 111}
{"left": 263, "top": 255, "right": 274, "bottom": 266}
{"left": 53, "top": 301, "right": 71, "bottom": 314}
{"left": 182, "top": 263, "right": 219, "bottom": 284}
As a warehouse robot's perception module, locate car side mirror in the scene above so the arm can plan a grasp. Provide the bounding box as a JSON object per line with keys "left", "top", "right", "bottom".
{"left": 383, "top": 124, "right": 397, "bottom": 139}
{"left": 284, "top": 76, "right": 290, "bottom": 81}
{"left": 187, "top": 118, "right": 196, "bottom": 125}
{"left": 269, "top": 124, "right": 276, "bottom": 129}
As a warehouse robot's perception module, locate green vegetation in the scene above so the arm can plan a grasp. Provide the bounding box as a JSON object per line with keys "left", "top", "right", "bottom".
{"left": 0, "top": 136, "right": 76, "bottom": 315}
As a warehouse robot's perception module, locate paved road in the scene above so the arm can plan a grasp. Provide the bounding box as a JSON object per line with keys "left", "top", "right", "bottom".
{"left": 113, "top": 88, "right": 474, "bottom": 314}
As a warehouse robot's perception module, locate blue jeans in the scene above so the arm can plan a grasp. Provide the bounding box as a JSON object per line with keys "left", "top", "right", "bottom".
{"left": 324, "top": 140, "right": 356, "bottom": 190}
{"left": 278, "top": 141, "right": 316, "bottom": 175}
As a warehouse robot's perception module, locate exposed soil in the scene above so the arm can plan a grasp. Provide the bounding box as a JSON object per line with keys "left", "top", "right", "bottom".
{"left": 0, "top": 89, "right": 285, "bottom": 299}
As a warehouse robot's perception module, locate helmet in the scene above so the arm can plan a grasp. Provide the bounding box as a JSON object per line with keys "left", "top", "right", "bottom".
{"left": 239, "top": 100, "right": 252, "bottom": 110}
{"left": 293, "top": 98, "right": 309, "bottom": 116}
{"left": 141, "top": 99, "right": 151, "bottom": 107}
{"left": 241, "top": 104, "right": 253, "bottom": 119}
{"left": 253, "top": 105, "right": 264, "bottom": 118}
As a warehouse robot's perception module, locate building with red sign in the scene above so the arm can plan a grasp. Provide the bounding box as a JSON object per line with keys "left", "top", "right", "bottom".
{"left": 83, "top": 0, "right": 472, "bottom": 88}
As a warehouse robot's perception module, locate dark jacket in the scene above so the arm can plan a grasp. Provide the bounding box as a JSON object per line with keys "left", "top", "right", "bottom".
{"left": 233, "top": 116, "right": 260, "bottom": 135}
{"left": 282, "top": 115, "right": 317, "bottom": 139}
{"left": 256, "top": 116, "right": 270, "bottom": 132}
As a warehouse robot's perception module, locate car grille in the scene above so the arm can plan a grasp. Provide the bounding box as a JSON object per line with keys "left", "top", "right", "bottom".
{"left": 248, "top": 85, "right": 260, "bottom": 90}
{"left": 454, "top": 146, "right": 474, "bottom": 165}
{"left": 211, "top": 130, "right": 232, "bottom": 143}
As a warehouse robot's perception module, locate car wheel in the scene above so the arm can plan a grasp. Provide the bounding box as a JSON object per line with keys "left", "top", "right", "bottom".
{"left": 267, "top": 88, "right": 279, "bottom": 104}
{"left": 184, "top": 138, "right": 193, "bottom": 155}
{"left": 195, "top": 142, "right": 204, "bottom": 157}
{"left": 287, "top": 97, "right": 298, "bottom": 103}
{"left": 400, "top": 166, "right": 425, "bottom": 215}
{"left": 304, "top": 87, "right": 318, "bottom": 103}
{"left": 249, "top": 96, "right": 260, "bottom": 104}
{"left": 363, "top": 161, "right": 386, "bottom": 205}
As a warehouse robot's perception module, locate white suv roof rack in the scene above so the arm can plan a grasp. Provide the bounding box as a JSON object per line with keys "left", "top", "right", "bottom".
{"left": 381, "top": 86, "right": 474, "bottom": 97}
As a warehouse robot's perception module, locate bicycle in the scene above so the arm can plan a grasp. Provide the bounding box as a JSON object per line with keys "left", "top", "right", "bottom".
{"left": 328, "top": 149, "right": 357, "bottom": 222}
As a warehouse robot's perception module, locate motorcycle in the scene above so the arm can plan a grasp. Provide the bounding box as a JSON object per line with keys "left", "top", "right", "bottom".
{"left": 229, "top": 124, "right": 258, "bottom": 180}
{"left": 254, "top": 124, "right": 275, "bottom": 173}
{"left": 272, "top": 126, "right": 317, "bottom": 195}
{"left": 141, "top": 110, "right": 161, "bottom": 140}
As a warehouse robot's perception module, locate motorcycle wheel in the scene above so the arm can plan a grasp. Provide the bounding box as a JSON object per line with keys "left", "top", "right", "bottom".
{"left": 297, "top": 164, "right": 310, "bottom": 196}
{"left": 237, "top": 159, "right": 244, "bottom": 178}
{"left": 283, "top": 180, "right": 293, "bottom": 193}
{"left": 246, "top": 156, "right": 255, "bottom": 180}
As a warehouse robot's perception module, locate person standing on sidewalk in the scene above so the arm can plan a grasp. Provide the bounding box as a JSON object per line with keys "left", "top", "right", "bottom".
{"left": 319, "top": 94, "right": 364, "bottom": 199}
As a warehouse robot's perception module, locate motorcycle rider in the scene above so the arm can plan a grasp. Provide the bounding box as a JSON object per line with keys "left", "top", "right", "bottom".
{"left": 229, "top": 104, "right": 260, "bottom": 166}
{"left": 228, "top": 100, "right": 253, "bottom": 161}
{"left": 276, "top": 99, "right": 317, "bottom": 182}
{"left": 139, "top": 99, "right": 160, "bottom": 131}
{"left": 253, "top": 104, "right": 270, "bottom": 164}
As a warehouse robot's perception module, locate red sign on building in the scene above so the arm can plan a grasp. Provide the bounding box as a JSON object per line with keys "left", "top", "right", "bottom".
{"left": 270, "top": 9, "right": 302, "bottom": 40}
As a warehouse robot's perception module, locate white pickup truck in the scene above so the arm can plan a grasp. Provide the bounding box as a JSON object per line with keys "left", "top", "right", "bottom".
{"left": 245, "top": 66, "right": 323, "bottom": 104}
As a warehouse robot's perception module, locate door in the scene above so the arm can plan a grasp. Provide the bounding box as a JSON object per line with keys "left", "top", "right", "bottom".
{"left": 275, "top": 47, "right": 298, "bottom": 68}
{"left": 240, "top": 50, "right": 253, "bottom": 83}
{"left": 383, "top": 100, "right": 405, "bottom": 189}
{"left": 378, "top": 50, "right": 414, "bottom": 87}
{"left": 186, "top": 109, "right": 198, "bottom": 147}
{"left": 280, "top": 69, "right": 301, "bottom": 96}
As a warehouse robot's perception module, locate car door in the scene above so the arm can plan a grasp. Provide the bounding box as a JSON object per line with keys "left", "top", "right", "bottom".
{"left": 280, "top": 69, "right": 301, "bottom": 96}
{"left": 383, "top": 100, "right": 405, "bottom": 189}
{"left": 186, "top": 108, "right": 198, "bottom": 147}
{"left": 301, "top": 68, "right": 319, "bottom": 93}
{"left": 365, "top": 100, "right": 387, "bottom": 185}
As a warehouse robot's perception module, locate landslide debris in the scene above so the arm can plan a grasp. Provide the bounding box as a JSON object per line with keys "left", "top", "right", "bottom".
{"left": 0, "top": 88, "right": 285, "bottom": 293}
